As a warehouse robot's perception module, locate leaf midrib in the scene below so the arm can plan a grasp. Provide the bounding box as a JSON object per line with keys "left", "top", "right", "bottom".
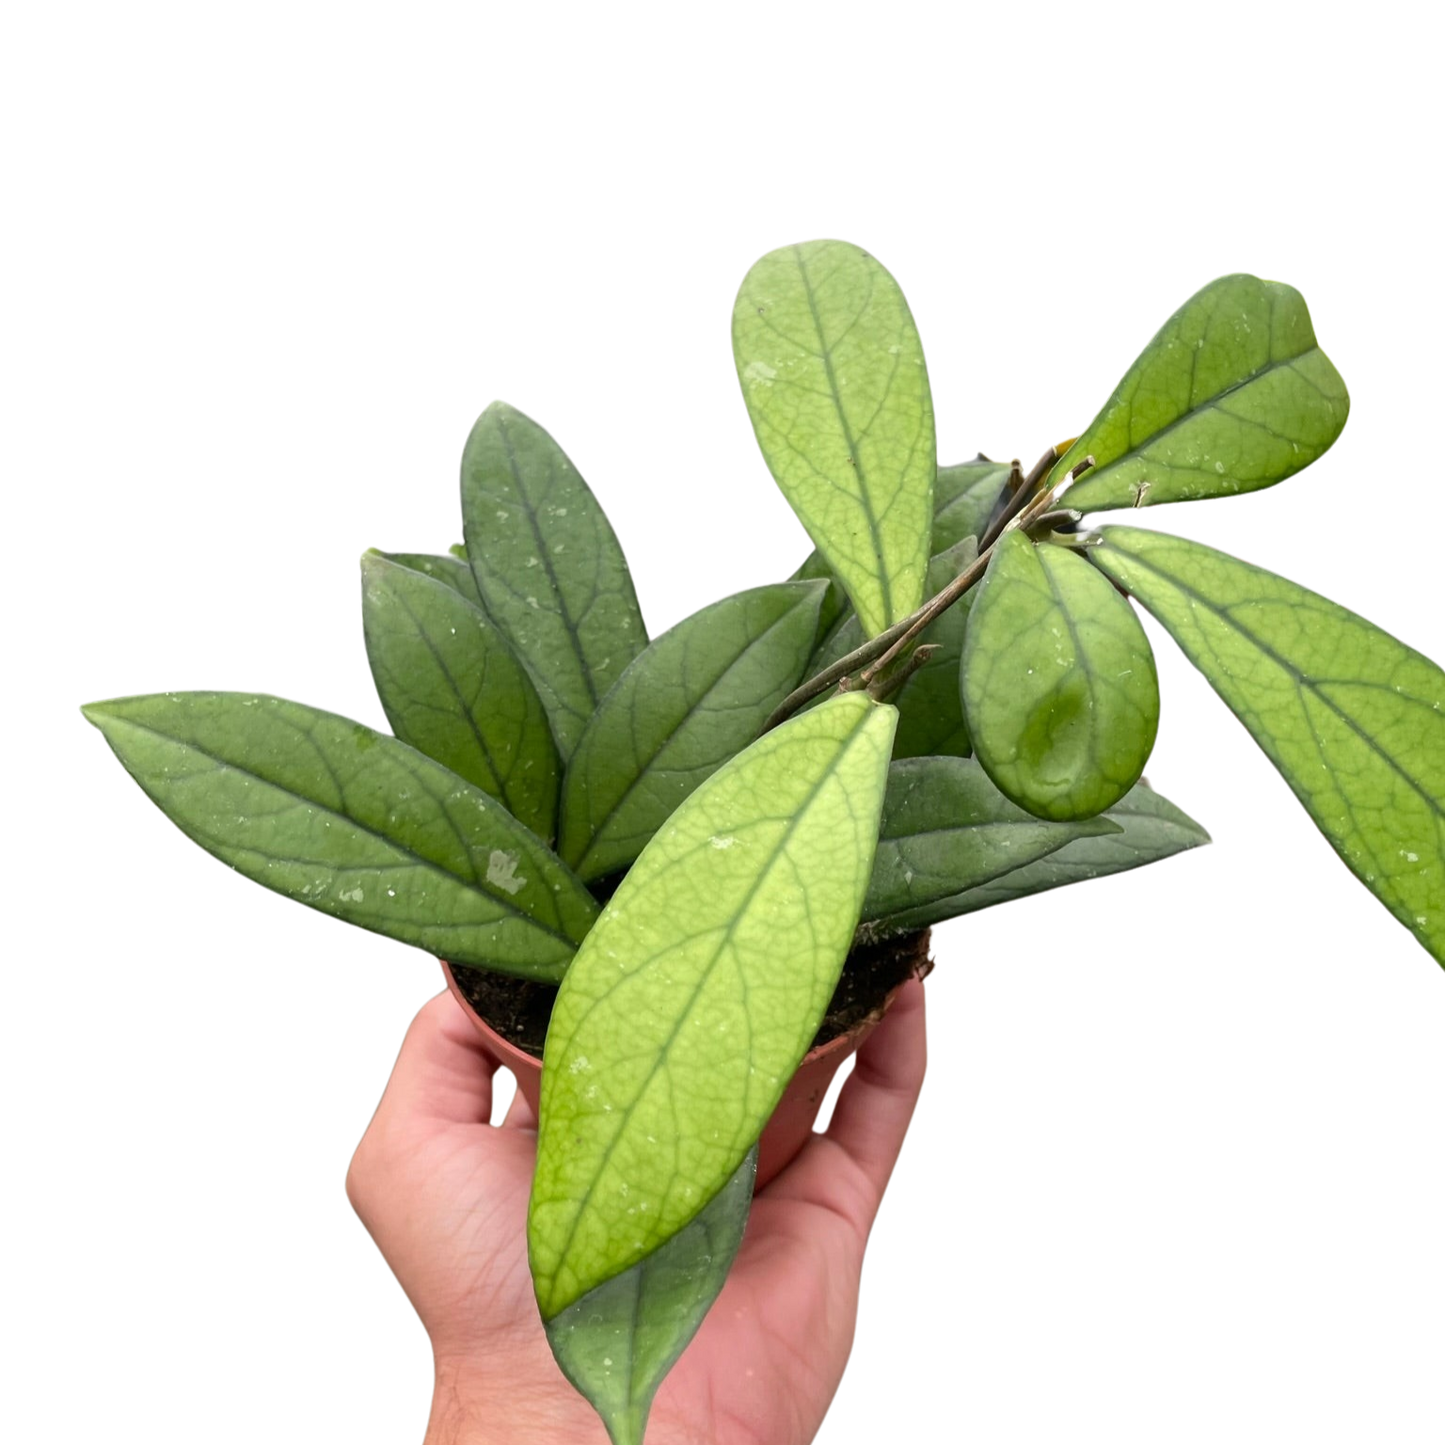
{"left": 792, "top": 244, "right": 892, "bottom": 626}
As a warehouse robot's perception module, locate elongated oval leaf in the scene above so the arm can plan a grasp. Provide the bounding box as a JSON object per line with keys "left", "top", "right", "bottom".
{"left": 82, "top": 692, "right": 597, "bottom": 979}
{"left": 962, "top": 532, "right": 1160, "bottom": 820}
{"left": 1092, "top": 527, "right": 1445, "bottom": 965}
{"left": 461, "top": 402, "right": 648, "bottom": 757}
{"left": 529, "top": 692, "right": 896, "bottom": 1318}
{"left": 734, "top": 240, "right": 935, "bottom": 638}
{"left": 362, "top": 553, "right": 561, "bottom": 840}
{"left": 546, "top": 1148, "right": 757, "bottom": 1445}
{"left": 862, "top": 756, "right": 1121, "bottom": 922}
{"left": 1056, "top": 274, "right": 1349, "bottom": 512}
{"left": 559, "top": 581, "right": 826, "bottom": 882}
{"left": 871, "top": 781, "right": 1208, "bottom": 932}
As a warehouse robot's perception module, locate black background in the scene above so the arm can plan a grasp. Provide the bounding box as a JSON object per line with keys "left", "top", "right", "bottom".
{"left": 76, "top": 210, "right": 1433, "bottom": 1433}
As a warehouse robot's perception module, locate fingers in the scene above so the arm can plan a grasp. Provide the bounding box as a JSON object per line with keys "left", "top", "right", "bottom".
{"left": 368, "top": 989, "right": 503, "bottom": 1131}
{"left": 826, "top": 978, "right": 927, "bottom": 1205}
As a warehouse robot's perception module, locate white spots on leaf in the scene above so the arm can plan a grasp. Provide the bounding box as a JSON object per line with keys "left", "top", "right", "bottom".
{"left": 708, "top": 835, "right": 737, "bottom": 850}
{"left": 339, "top": 886, "right": 365, "bottom": 903}
{"left": 487, "top": 850, "right": 526, "bottom": 894}
{"left": 1214, "top": 461, "right": 1226, "bottom": 474}
{"left": 569, "top": 1055, "right": 590, "bottom": 1074}
{"left": 743, "top": 359, "right": 777, "bottom": 387}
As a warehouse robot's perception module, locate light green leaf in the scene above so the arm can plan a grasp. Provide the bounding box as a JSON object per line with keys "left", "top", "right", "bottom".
{"left": 1092, "top": 527, "right": 1445, "bottom": 965}
{"left": 361, "top": 553, "right": 561, "bottom": 840}
{"left": 870, "top": 781, "right": 1208, "bottom": 932}
{"left": 734, "top": 240, "right": 935, "bottom": 637}
{"left": 1056, "top": 274, "right": 1349, "bottom": 513}
{"left": 559, "top": 581, "right": 826, "bottom": 883}
{"left": 893, "top": 539, "right": 979, "bottom": 760}
{"left": 862, "top": 756, "right": 1120, "bottom": 922}
{"left": 529, "top": 692, "right": 896, "bottom": 1317}
{"left": 378, "top": 550, "right": 485, "bottom": 610}
{"left": 962, "top": 532, "right": 1159, "bottom": 820}
{"left": 461, "top": 402, "right": 648, "bottom": 758}
{"left": 82, "top": 692, "right": 597, "bottom": 979}
{"left": 932, "top": 456, "right": 1013, "bottom": 554}
{"left": 546, "top": 1149, "right": 757, "bottom": 1445}
{"left": 791, "top": 455, "right": 1009, "bottom": 672}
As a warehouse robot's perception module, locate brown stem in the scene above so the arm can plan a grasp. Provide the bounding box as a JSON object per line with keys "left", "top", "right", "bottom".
{"left": 979, "top": 444, "right": 1061, "bottom": 551}
{"left": 760, "top": 454, "right": 1094, "bottom": 734}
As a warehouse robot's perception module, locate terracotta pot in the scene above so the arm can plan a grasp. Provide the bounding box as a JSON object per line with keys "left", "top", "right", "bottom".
{"left": 440, "top": 945, "right": 926, "bottom": 1189}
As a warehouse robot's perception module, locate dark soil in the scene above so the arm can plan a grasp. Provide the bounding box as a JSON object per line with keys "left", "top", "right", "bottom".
{"left": 449, "top": 926, "right": 934, "bottom": 1060}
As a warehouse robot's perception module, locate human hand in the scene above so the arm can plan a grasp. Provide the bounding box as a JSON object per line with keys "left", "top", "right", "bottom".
{"left": 347, "top": 979, "right": 927, "bottom": 1445}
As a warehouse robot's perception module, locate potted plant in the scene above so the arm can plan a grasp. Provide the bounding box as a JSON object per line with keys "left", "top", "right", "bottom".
{"left": 84, "top": 239, "right": 1443, "bottom": 1444}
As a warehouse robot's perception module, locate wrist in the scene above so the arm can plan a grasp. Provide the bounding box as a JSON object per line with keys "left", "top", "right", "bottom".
{"left": 423, "top": 1360, "right": 599, "bottom": 1445}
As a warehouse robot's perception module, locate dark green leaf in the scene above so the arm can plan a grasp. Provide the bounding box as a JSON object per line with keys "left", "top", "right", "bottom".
{"left": 869, "top": 781, "right": 1208, "bottom": 932}
{"left": 892, "top": 539, "right": 978, "bottom": 760}
{"left": 559, "top": 581, "right": 826, "bottom": 883}
{"left": 932, "top": 457, "right": 1012, "bottom": 554}
{"left": 862, "top": 756, "right": 1120, "bottom": 921}
{"left": 461, "top": 402, "right": 648, "bottom": 758}
{"left": 82, "top": 692, "right": 597, "bottom": 980}
{"left": 789, "top": 549, "right": 850, "bottom": 643}
{"left": 545, "top": 1149, "right": 757, "bottom": 1445}
{"left": 1057, "top": 274, "right": 1349, "bottom": 513}
{"left": 361, "top": 553, "right": 561, "bottom": 840}
{"left": 1092, "top": 527, "right": 1445, "bottom": 965}
{"left": 378, "top": 550, "right": 484, "bottom": 610}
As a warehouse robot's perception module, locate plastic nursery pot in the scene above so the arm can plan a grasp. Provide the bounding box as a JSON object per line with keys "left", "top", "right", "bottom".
{"left": 440, "top": 927, "right": 931, "bottom": 1190}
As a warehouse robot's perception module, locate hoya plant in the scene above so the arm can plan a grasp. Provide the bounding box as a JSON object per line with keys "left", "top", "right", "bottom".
{"left": 85, "top": 241, "right": 1443, "bottom": 1444}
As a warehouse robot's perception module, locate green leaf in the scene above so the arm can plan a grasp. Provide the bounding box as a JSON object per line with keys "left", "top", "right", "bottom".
{"left": 961, "top": 532, "right": 1160, "bottom": 820}
{"left": 546, "top": 1148, "right": 757, "bottom": 1445}
{"left": 932, "top": 457, "right": 1012, "bottom": 554}
{"left": 734, "top": 240, "right": 935, "bottom": 638}
{"left": 559, "top": 581, "right": 827, "bottom": 883}
{"left": 1091, "top": 527, "right": 1445, "bottom": 965}
{"left": 82, "top": 692, "right": 597, "bottom": 980}
{"left": 862, "top": 756, "right": 1121, "bottom": 922}
{"left": 789, "top": 549, "right": 851, "bottom": 644}
{"left": 1057, "top": 274, "right": 1349, "bottom": 513}
{"left": 378, "top": 550, "right": 484, "bottom": 610}
{"left": 790, "top": 454, "right": 1010, "bottom": 671}
{"left": 869, "top": 781, "right": 1208, "bottom": 932}
{"left": 892, "top": 538, "right": 979, "bottom": 760}
{"left": 361, "top": 553, "right": 561, "bottom": 840}
{"left": 461, "top": 402, "right": 648, "bottom": 758}
{"left": 529, "top": 692, "right": 896, "bottom": 1317}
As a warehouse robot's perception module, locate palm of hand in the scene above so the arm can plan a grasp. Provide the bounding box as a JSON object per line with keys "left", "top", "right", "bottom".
{"left": 348, "top": 984, "right": 926, "bottom": 1445}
